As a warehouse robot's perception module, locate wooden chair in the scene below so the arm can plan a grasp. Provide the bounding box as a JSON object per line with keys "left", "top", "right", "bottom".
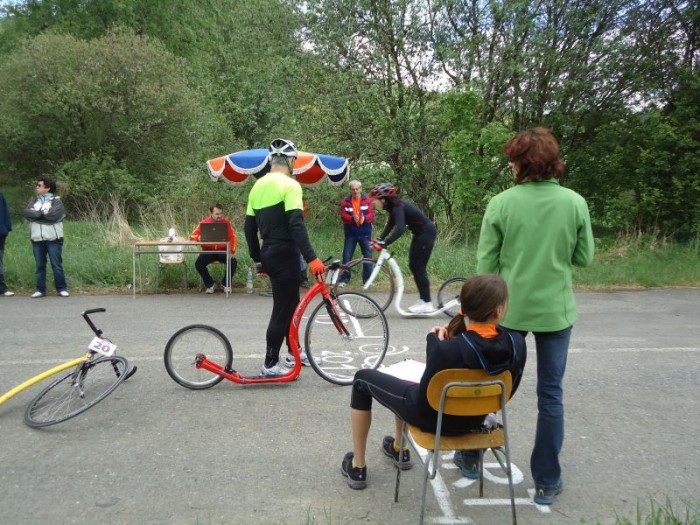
{"left": 394, "top": 368, "right": 517, "bottom": 525}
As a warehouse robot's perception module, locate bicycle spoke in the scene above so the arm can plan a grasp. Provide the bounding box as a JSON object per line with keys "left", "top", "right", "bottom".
{"left": 305, "top": 293, "right": 389, "bottom": 385}
{"left": 438, "top": 277, "right": 466, "bottom": 318}
{"left": 335, "top": 258, "right": 394, "bottom": 312}
{"left": 25, "top": 356, "right": 129, "bottom": 427}
{"left": 164, "top": 325, "right": 233, "bottom": 390}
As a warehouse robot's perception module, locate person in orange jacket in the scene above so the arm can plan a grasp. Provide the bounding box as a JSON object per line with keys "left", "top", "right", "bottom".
{"left": 189, "top": 203, "right": 237, "bottom": 293}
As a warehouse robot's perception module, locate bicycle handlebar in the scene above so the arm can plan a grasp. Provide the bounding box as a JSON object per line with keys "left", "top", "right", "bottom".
{"left": 324, "top": 258, "right": 342, "bottom": 270}
{"left": 82, "top": 308, "right": 106, "bottom": 316}
{"left": 81, "top": 308, "right": 106, "bottom": 337}
{"left": 313, "top": 257, "right": 342, "bottom": 283}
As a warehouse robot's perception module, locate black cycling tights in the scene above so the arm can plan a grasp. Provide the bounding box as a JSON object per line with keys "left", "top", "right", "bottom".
{"left": 265, "top": 278, "right": 300, "bottom": 367}
{"left": 409, "top": 229, "right": 436, "bottom": 303}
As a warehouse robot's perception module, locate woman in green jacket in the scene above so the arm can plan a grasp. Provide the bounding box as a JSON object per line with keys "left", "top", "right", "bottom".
{"left": 476, "top": 127, "right": 594, "bottom": 505}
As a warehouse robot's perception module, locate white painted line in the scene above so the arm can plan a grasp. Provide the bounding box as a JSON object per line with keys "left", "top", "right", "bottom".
{"left": 462, "top": 497, "right": 545, "bottom": 509}
{"left": 569, "top": 346, "right": 698, "bottom": 354}
{"left": 427, "top": 517, "right": 474, "bottom": 524}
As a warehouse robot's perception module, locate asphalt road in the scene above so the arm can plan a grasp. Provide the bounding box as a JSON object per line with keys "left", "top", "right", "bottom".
{"left": 0, "top": 288, "right": 698, "bottom": 524}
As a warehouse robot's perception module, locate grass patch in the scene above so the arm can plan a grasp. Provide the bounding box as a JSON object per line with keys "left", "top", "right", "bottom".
{"left": 574, "top": 237, "right": 700, "bottom": 289}
{"left": 2, "top": 215, "right": 699, "bottom": 294}
{"left": 605, "top": 497, "right": 699, "bottom": 525}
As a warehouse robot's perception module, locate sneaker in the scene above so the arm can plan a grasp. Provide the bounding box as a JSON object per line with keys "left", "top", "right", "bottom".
{"left": 31, "top": 291, "right": 45, "bottom": 298}
{"left": 341, "top": 452, "right": 367, "bottom": 489}
{"left": 381, "top": 436, "right": 413, "bottom": 470}
{"left": 58, "top": 290, "right": 70, "bottom": 297}
{"left": 337, "top": 282, "right": 347, "bottom": 288}
{"left": 300, "top": 280, "right": 311, "bottom": 289}
{"left": 222, "top": 286, "right": 232, "bottom": 294}
{"left": 408, "top": 300, "right": 435, "bottom": 314}
{"left": 259, "top": 362, "right": 288, "bottom": 377}
{"left": 205, "top": 285, "right": 215, "bottom": 294}
{"left": 453, "top": 450, "right": 480, "bottom": 479}
{"left": 284, "top": 351, "right": 317, "bottom": 367}
{"left": 1, "top": 291, "right": 15, "bottom": 297}
{"left": 534, "top": 480, "right": 564, "bottom": 505}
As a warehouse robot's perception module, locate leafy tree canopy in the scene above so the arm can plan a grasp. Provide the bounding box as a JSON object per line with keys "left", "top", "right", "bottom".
{"left": 0, "top": 28, "right": 207, "bottom": 213}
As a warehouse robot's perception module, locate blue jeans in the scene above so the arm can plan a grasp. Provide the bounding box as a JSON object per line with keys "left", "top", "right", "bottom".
{"left": 32, "top": 239, "right": 67, "bottom": 294}
{"left": 0, "top": 235, "right": 8, "bottom": 293}
{"left": 527, "top": 326, "right": 572, "bottom": 490}
{"left": 457, "top": 326, "right": 571, "bottom": 489}
{"left": 340, "top": 235, "right": 372, "bottom": 283}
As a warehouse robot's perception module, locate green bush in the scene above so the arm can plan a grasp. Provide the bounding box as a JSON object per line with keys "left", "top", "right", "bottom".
{"left": 0, "top": 29, "right": 210, "bottom": 216}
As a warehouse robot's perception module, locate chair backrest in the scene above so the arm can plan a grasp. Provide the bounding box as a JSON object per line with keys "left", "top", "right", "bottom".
{"left": 426, "top": 368, "right": 512, "bottom": 417}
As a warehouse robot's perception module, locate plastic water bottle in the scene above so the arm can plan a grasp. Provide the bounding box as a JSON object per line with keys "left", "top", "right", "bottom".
{"left": 246, "top": 267, "right": 254, "bottom": 294}
{"left": 167, "top": 227, "right": 176, "bottom": 241}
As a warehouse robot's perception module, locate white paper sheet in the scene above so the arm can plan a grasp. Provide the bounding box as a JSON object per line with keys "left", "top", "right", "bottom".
{"left": 378, "top": 359, "right": 426, "bottom": 383}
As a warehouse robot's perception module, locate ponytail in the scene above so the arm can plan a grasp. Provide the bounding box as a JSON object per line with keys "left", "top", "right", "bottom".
{"left": 446, "top": 312, "right": 467, "bottom": 339}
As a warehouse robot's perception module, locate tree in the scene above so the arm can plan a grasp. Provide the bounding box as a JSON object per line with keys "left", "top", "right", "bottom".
{"left": 303, "top": 0, "right": 451, "bottom": 216}
{"left": 0, "top": 0, "right": 311, "bottom": 153}
{"left": 432, "top": 0, "right": 700, "bottom": 238}
{"left": 0, "top": 29, "right": 206, "bottom": 213}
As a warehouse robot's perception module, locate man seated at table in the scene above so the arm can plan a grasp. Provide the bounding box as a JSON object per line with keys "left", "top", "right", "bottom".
{"left": 189, "top": 203, "right": 237, "bottom": 293}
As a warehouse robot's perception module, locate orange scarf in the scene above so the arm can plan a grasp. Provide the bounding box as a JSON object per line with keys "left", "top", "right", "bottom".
{"left": 466, "top": 322, "right": 499, "bottom": 338}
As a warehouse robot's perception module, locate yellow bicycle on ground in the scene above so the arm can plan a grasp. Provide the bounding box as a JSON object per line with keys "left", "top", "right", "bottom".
{"left": 0, "top": 308, "right": 137, "bottom": 428}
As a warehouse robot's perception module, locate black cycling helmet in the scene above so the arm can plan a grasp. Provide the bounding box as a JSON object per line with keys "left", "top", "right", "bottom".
{"left": 269, "top": 138, "right": 298, "bottom": 158}
{"left": 369, "top": 183, "right": 397, "bottom": 199}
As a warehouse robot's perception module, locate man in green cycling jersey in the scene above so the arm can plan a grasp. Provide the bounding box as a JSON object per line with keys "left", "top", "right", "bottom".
{"left": 244, "top": 138, "right": 326, "bottom": 377}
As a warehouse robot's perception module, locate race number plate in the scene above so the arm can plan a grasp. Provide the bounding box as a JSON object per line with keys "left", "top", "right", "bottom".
{"left": 88, "top": 337, "right": 117, "bottom": 357}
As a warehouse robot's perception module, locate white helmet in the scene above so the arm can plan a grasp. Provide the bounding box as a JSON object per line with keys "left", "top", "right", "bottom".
{"left": 269, "top": 138, "right": 298, "bottom": 158}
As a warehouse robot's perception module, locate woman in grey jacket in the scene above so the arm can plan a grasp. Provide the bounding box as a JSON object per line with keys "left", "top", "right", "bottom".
{"left": 23, "top": 177, "right": 69, "bottom": 298}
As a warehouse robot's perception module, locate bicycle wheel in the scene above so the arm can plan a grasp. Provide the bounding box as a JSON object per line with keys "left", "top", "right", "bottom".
{"left": 24, "top": 355, "right": 129, "bottom": 428}
{"left": 437, "top": 277, "right": 466, "bottom": 318}
{"left": 305, "top": 292, "right": 389, "bottom": 386}
{"left": 334, "top": 258, "right": 394, "bottom": 312}
{"left": 164, "top": 324, "right": 233, "bottom": 390}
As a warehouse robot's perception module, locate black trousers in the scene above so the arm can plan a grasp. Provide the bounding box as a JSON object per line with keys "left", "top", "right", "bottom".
{"left": 261, "top": 242, "right": 301, "bottom": 365}
{"left": 351, "top": 368, "right": 485, "bottom": 435}
{"left": 409, "top": 229, "right": 436, "bottom": 302}
{"left": 194, "top": 253, "right": 237, "bottom": 288}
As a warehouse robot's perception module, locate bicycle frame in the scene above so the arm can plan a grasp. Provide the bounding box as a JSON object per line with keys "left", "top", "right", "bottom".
{"left": 0, "top": 307, "right": 126, "bottom": 406}
{"left": 194, "top": 264, "right": 348, "bottom": 384}
{"left": 0, "top": 354, "right": 91, "bottom": 406}
{"left": 367, "top": 249, "right": 460, "bottom": 317}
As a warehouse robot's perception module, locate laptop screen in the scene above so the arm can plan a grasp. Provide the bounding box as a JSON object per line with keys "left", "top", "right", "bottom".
{"left": 199, "top": 222, "right": 229, "bottom": 242}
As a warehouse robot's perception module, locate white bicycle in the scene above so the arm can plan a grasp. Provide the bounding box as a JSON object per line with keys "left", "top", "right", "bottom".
{"left": 334, "top": 247, "right": 466, "bottom": 318}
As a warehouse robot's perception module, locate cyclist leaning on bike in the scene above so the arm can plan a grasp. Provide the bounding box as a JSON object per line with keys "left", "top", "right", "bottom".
{"left": 244, "top": 138, "right": 325, "bottom": 377}
{"left": 369, "top": 183, "right": 437, "bottom": 314}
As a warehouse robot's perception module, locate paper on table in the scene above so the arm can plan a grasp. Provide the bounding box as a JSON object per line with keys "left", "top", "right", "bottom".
{"left": 378, "top": 359, "right": 426, "bottom": 383}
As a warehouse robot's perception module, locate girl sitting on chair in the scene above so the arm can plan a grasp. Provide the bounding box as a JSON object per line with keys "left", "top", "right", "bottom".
{"left": 341, "top": 274, "right": 527, "bottom": 489}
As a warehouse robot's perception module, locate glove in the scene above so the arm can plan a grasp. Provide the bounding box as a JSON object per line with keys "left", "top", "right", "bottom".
{"left": 308, "top": 258, "right": 326, "bottom": 277}
{"left": 254, "top": 261, "right": 266, "bottom": 276}
{"left": 371, "top": 239, "right": 385, "bottom": 252}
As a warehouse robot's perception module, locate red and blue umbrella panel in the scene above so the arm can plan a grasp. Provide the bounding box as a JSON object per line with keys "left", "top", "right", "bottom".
{"left": 207, "top": 149, "right": 349, "bottom": 186}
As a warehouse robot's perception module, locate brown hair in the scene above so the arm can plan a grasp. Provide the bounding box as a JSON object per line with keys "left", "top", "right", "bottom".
{"left": 445, "top": 274, "right": 509, "bottom": 338}
{"left": 209, "top": 203, "right": 224, "bottom": 213}
{"left": 504, "top": 127, "right": 565, "bottom": 184}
